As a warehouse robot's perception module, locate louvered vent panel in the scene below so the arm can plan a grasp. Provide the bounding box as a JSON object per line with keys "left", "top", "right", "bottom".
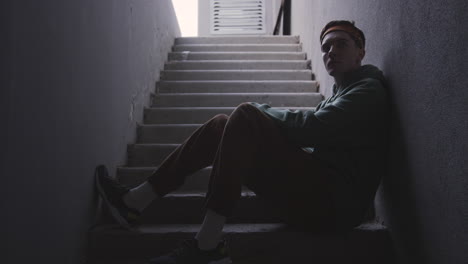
{"left": 210, "top": 0, "right": 266, "bottom": 35}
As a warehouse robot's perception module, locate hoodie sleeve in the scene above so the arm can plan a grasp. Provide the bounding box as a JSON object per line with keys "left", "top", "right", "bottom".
{"left": 249, "top": 78, "right": 387, "bottom": 148}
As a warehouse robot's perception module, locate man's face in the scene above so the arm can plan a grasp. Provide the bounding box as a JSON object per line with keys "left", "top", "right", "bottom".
{"left": 321, "top": 31, "right": 365, "bottom": 77}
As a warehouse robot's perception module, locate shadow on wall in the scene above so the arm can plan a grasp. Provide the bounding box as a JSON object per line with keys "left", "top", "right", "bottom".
{"left": 376, "top": 50, "right": 427, "bottom": 263}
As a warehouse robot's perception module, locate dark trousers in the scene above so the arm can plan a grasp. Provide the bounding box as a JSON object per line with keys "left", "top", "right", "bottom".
{"left": 148, "top": 103, "right": 338, "bottom": 232}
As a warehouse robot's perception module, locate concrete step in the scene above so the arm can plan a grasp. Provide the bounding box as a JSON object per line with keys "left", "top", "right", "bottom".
{"left": 174, "top": 36, "right": 300, "bottom": 45}
{"left": 87, "top": 258, "right": 293, "bottom": 264}
{"left": 127, "top": 144, "right": 178, "bottom": 167}
{"left": 164, "top": 60, "right": 311, "bottom": 70}
{"left": 144, "top": 106, "right": 315, "bottom": 124}
{"left": 157, "top": 80, "right": 319, "bottom": 93}
{"left": 117, "top": 166, "right": 210, "bottom": 192}
{"left": 134, "top": 192, "right": 282, "bottom": 225}
{"left": 173, "top": 44, "right": 302, "bottom": 52}
{"left": 117, "top": 166, "right": 251, "bottom": 194}
{"left": 168, "top": 52, "right": 306, "bottom": 61}
{"left": 157, "top": 80, "right": 318, "bottom": 93}
{"left": 137, "top": 124, "right": 201, "bottom": 144}
{"left": 160, "top": 70, "right": 314, "bottom": 81}
{"left": 151, "top": 93, "right": 323, "bottom": 107}
{"left": 88, "top": 222, "right": 394, "bottom": 263}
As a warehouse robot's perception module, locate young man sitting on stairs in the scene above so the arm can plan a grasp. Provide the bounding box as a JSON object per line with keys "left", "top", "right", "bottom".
{"left": 96, "top": 20, "right": 389, "bottom": 264}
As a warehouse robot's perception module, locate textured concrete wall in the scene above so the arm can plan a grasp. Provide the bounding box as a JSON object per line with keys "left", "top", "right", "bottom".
{"left": 3, "top": 0, "right": 180, "bottom": 263}
{"left": 198, "top": 0, "right": 282, "bottom": 36}
{"left": 290, "top": 0, "right": 468, "bottom": 263}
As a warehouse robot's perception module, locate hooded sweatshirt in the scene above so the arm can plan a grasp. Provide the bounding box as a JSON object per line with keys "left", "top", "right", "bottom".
{"left": 249, "top": 64, "right": 389, "bottom": 229}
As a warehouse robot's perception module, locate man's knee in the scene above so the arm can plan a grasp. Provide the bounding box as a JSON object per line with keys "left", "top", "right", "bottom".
{"left": 231, "top": 102, "right": 264, "bottom": 120}
{"left": 213, "top": 113, "right": 229, "bottom": 121}
{"left": 236, "top": 102, "right": 257, "bottom": 112}
{"left": 209, "top": 114, "right": 229, "bottom": 130}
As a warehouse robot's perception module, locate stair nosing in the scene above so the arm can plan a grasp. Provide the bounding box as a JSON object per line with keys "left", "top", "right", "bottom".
{"left": 90, "top": 221, "right": 387, "bottom": 234}
{"left": 175, "top": 36, "right": 300, "bottom": 39}
{"left": 117, "top": 165, "right": 212, "bottom": 170}
{"left": 173, "top": 44, "right": 302, "bottom": 46}
{"left": 131, "top": 143, "right": 180, "bottom": 146}
{"left": 138, "top": 124, "right": 203, "bottom": 127}
{"left": 154, "top": 92, "right": 320, "bottom": 96}
{"left": 91, "top": 223, "right": 288, "bottom": 234}
{"left": 165, "top": 60, "right": 310, "bottom": 63}
{"left": 157, "top": 80, "right": 318, "bottom": 83}
{"left": 169, "top": 51, "right": 306, "bottom": 54}
{"left": 164, "top": 191, "right": 256, "bottom": 198}
{"left": 145, "top": 106, "right": 316, "bottom": 109}
{"left": 161, "top": 69, "right": 313, "bottom": 73}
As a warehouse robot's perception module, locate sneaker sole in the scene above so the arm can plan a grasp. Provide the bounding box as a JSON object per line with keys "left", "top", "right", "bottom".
{"left": 95, "top": 165, "right": 132, "bottom": 230}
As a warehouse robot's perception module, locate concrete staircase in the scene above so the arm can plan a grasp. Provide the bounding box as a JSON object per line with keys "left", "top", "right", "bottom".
{"left": 87, "top": 36, "right": 394, "bottom": 264}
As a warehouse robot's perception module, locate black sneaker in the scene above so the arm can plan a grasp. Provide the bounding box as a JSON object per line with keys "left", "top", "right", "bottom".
{"left": 148, "top": 239, "right": 232, "bottom": 264}
{"left": 95, "top": 165, "right": 141, "bottom": 229}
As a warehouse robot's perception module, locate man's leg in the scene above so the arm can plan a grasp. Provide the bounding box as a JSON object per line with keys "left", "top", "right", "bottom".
{"left": 202, "top": 103, "right": 337, "bottom": 232}
{"left": 148, "top": 103, "right": 292, "bottom": 263}
{"left": 128, "top": 113, "right": 230, "bottom": 210}
{"left": 95, "top": 114, "right": 230, "bottom": 229}
{"left": 97, "top": 102, "right": 337, "bottom": 263}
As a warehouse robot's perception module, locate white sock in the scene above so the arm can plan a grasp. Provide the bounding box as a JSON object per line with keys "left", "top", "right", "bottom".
{"left": 195, "top": 209, "right": 227, "bottom": 250}
{"left": 123, "top": 181, "right": 158, "bottom": 213}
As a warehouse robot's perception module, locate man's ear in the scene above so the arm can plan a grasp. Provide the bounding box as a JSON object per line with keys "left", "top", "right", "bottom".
{"left": 360, "top": 49, "right": 366, "bottom": 60}
{"left": 357, "top": 48, "right": 366, "bottom": 63}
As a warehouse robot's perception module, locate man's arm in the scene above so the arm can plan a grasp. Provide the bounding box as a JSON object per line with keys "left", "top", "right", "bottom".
{"left": 249, "top": 78, "right": 387, "bottom": 148}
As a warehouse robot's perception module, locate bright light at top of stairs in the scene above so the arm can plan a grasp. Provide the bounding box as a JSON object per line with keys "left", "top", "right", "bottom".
{"left": 172, "top": 0, "right": 198, "bottom": 36}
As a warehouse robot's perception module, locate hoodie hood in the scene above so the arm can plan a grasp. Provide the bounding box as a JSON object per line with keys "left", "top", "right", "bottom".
{"left": 333, "top": 64, "right": 386, "bottom": 94}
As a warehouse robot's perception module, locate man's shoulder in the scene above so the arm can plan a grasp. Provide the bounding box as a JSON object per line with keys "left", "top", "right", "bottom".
{"left": 348, "top": 76, "right": 386, "bottom": 96}
{"left": 334, "top": 77, "right": 387, "bottom": 108}
{"left": 356, "top": 64, "right": 386, "bottom": 88}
